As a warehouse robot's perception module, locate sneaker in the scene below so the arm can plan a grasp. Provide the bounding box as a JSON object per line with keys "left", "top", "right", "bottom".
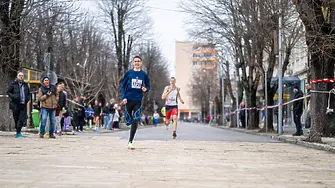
{"left": 15, "top": 133, "right": 24, "bottom": 138}
{"left": 39, "top": 133, "right": 44, "bottom": 138}
{"left": 49, "top": 134, "right": 56, "bottom": 139}
{"left": 128, "top": 142, "right": 135, "bottom": 150}
{"left": 292, "top": 132, "right": 303, "bottom": 136}
{"left": 45, "top": 133, "right": 49, "bottom": 137}
{"left": 165, "top": 125, "right": 168, "bottom": 130}
{"left": 172, "top": 132, "right": 177, "bottom": 139}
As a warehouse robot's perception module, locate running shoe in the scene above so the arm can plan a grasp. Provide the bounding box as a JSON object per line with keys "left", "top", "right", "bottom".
{"left": 128, "top": 142, "right": 135, "bottom": 150}
{"left": 172, "top": 131, "right": 177, "bottom": 139}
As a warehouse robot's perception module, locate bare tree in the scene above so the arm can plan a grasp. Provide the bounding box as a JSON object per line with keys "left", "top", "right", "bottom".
{"left": 98, "top": 0, "right": 153, "bottom": 94}
{"left": 60, "top": 20, "right": 108, "bottom": 103}
{"left": 137, "top": 41, "right": 170, "bottom": 115}
{"left": 0, "top": 0, "right": 31, "bottom": 131}
{"left": 181, "top": 0, "right": 263, "bottom": 128}
{"left": 181, "top": 0, "right": 306, "bottom": 130}
{"left": 292, "top": 0, "right": 335, "bottom": 142}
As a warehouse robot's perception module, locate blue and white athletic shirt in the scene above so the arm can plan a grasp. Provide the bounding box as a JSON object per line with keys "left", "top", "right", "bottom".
{"left": 120, "top": 69, "right": 151, "bottom": 101}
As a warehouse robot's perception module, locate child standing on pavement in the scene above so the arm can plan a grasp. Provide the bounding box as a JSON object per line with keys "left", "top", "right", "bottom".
{"left": 153, "top": 111, "right": 159, "bottom": 126}
{"left": 113, "top": 104, "right": 120, "bottom": 129}
{"left": 85, "top": 104, "right": 94, "bottom": 129}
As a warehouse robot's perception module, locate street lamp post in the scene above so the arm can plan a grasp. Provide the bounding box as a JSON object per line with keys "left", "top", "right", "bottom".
{"left": 265, "top": 72, "right": 268, "bottom": 133}
{"left": 277, "top": 0, "right": 283, "bottom": 134}
{"left": 221, "top": 64, "right": 226, "bottom": 126}
{"left": 235, "top": 71, "right": 239, "bottom": 128}
{"left": 244, "top": 89, "right": 248, "bottom": 129}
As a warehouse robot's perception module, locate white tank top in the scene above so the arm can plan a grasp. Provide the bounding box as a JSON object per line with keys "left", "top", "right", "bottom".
{"left": 165, "top": 87, "right": 178, "bottom": 106}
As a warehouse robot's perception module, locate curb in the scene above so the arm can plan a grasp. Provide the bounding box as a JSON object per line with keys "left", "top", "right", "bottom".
{"left": 217, "top": 126, "right": 335, "bottom": 154}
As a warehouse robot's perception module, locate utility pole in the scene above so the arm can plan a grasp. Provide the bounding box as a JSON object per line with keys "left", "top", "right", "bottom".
{"left": 244, "top": 89, "right": 247, "bottom": 129}
{"left": 221, "top": 64, "right": 226, "bottom": 126}
{"left": 265, "top": 72, "right": 268, "bottom": 133}
{"left": 278, "top": 0, "right": 283, "bottom": 134}
{"left": 235, "top": 71, "right": 239, "bottom": 128}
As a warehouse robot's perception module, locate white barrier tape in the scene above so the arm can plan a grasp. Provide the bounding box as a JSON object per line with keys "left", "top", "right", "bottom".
{"left": 230, "top": 95, "right": 310, "bottom": 115}
{"left": 229, "top": 88, "right": 335, "bottom": 116}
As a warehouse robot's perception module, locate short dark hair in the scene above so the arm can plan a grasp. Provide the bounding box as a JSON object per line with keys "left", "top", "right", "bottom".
{"left": 56, "top": 81, "right": 64, "bottom": 86}
{"left": 133, "top": 56, "right": 142, "bottom": 61}
{"left": 170, "top": 77, "right": 176, "bottom": 80}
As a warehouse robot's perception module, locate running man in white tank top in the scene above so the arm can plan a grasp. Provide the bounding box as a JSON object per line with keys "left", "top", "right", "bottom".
{"left": 161, "top": 77, "right": 184, "bottom": 139}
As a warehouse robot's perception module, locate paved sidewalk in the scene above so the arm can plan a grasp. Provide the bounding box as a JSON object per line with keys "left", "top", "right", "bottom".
{"left": 215, "top": 125, "right": 335, "bottom": 153}
{"left": 17, "top": 123, "right": 163, "bottom": 134}
{"left": 0, "top": 131, "right": 334, "bottom": 187}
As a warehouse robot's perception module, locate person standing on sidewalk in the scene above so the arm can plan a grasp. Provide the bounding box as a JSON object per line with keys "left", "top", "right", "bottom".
{"left": 120, "top": 55, "right": 150, "bottom": 149}
{"left": 55, "top": 82, "right": 66, "bottom": 135}
{"left": 102, "top": 102, "right": 110, "bottom": 129}
{"left": 85, "top": 104, "right": 94, "bottom": 129}
{"left": 7, "top": 71, "right": 30, "bottom": 138}
{"left": 292, "top": 85, "right": 304, "bottom": 136}
{"left": 305, "top": 83, "right": 311, "bottom": 129}
{"left": 77, "top": 97, "right": 86, "bottom": 132}
{"left": 153, "top": 111, "right": 160, "bottom": 127}
{"left": 161, "top": 77, "right": 184, "bottom": 139}
{"left": 38, "top": 76, "right": 58, "bottom": 138}
{"left": 93, "top": 100, "right": 101, "bottom": 129}
{"left": 107, "top": 98, "right": 116, "bottom": 130}
{"left": 113, "top": 103, "right": 120, "bottom": 129}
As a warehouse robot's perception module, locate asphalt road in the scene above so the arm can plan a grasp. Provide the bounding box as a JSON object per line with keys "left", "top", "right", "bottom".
{"left": 109, "top": 122, "right": 280, "bottom": 143}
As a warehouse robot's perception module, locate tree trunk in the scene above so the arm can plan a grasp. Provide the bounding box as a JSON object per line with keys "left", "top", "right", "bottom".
{"left": 309, "top": 53, "right": 335, "bottom": 142}
{"left": 117, "top": 6, "right": 124, "bottom": 79}
{"left": 293, "top": 0, "right": 335, "bottom": 142}
{"left": 262, "top": 79, "right": 277, "bottom": 132}
{"left": 248, "top": 88, "right": 259, "bottom": 129}
{"left": 0, "top": 0, "right": 24, "bottom": 131}
{"left": 0, "top": 74, "right": 14, "bottom": 131}
{"left": 230, "top": 102, "right": 237, "bottom": 127}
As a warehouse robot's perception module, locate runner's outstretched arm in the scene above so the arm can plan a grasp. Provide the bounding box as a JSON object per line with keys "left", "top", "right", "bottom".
{"left": 178, "top": 88, "right": 184, "bottom": 104}
{"left": 143, "top": 73, "right": 151, "bottom": 92}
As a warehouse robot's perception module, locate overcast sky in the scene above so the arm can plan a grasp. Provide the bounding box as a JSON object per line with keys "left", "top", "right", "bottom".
{"left": 78, "top": 0, "right": 189, "bottom": 76}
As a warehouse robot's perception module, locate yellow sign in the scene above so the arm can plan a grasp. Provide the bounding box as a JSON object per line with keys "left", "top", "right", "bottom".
{"left": 274, "top": 93, "right": 290, "bottom": 99}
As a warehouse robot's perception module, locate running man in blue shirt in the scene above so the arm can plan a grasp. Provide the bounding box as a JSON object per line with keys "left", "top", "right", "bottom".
{"left": 121, "top": 55, "right": 150, "bottom": 149}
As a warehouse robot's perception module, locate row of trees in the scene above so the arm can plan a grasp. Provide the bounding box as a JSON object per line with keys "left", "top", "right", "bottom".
{"left": 182, "top": 0, "right": 335, "bottom": 142}
{"left": 0, "top": 0, "right": 170, "bottom": 130}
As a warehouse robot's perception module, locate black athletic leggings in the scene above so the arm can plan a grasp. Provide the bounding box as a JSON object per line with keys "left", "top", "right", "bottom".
{"left": 125, "top": 100, "right": 142, "bottom": 143}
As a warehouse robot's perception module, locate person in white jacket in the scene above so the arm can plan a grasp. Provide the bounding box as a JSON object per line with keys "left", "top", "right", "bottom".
{"left": 113, "top": 104, "right": 120, "bottom": 129}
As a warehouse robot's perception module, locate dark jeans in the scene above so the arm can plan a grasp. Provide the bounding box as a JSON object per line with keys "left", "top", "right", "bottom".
{"left": 40, "top": 108, "right": 56, "bottom": 135}
{"left": 73, "top": 115, "right": 84, "bottom": 131}
{"left": 293, "top": 111, "right": 303, "bottom": 133}
{"left": 78, "top": 117, "right": 84, "bottom": 131}
{"left": 11, "top": 104, "right": 26, "bottom": 134}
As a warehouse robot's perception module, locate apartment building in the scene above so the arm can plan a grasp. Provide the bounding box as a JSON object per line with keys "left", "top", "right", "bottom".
{"left": 175, "top": 41, "right": 219, "bottom": 120}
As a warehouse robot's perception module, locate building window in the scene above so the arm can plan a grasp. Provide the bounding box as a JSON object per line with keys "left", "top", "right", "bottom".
{"left": 204, "top": 61, "right": 213, "bottom": 66}
{"left": 193, "top": 53, "right": 201, "bottom": 58}
{"left": 203, "top": 52, "right": 213, "bottom": 57}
